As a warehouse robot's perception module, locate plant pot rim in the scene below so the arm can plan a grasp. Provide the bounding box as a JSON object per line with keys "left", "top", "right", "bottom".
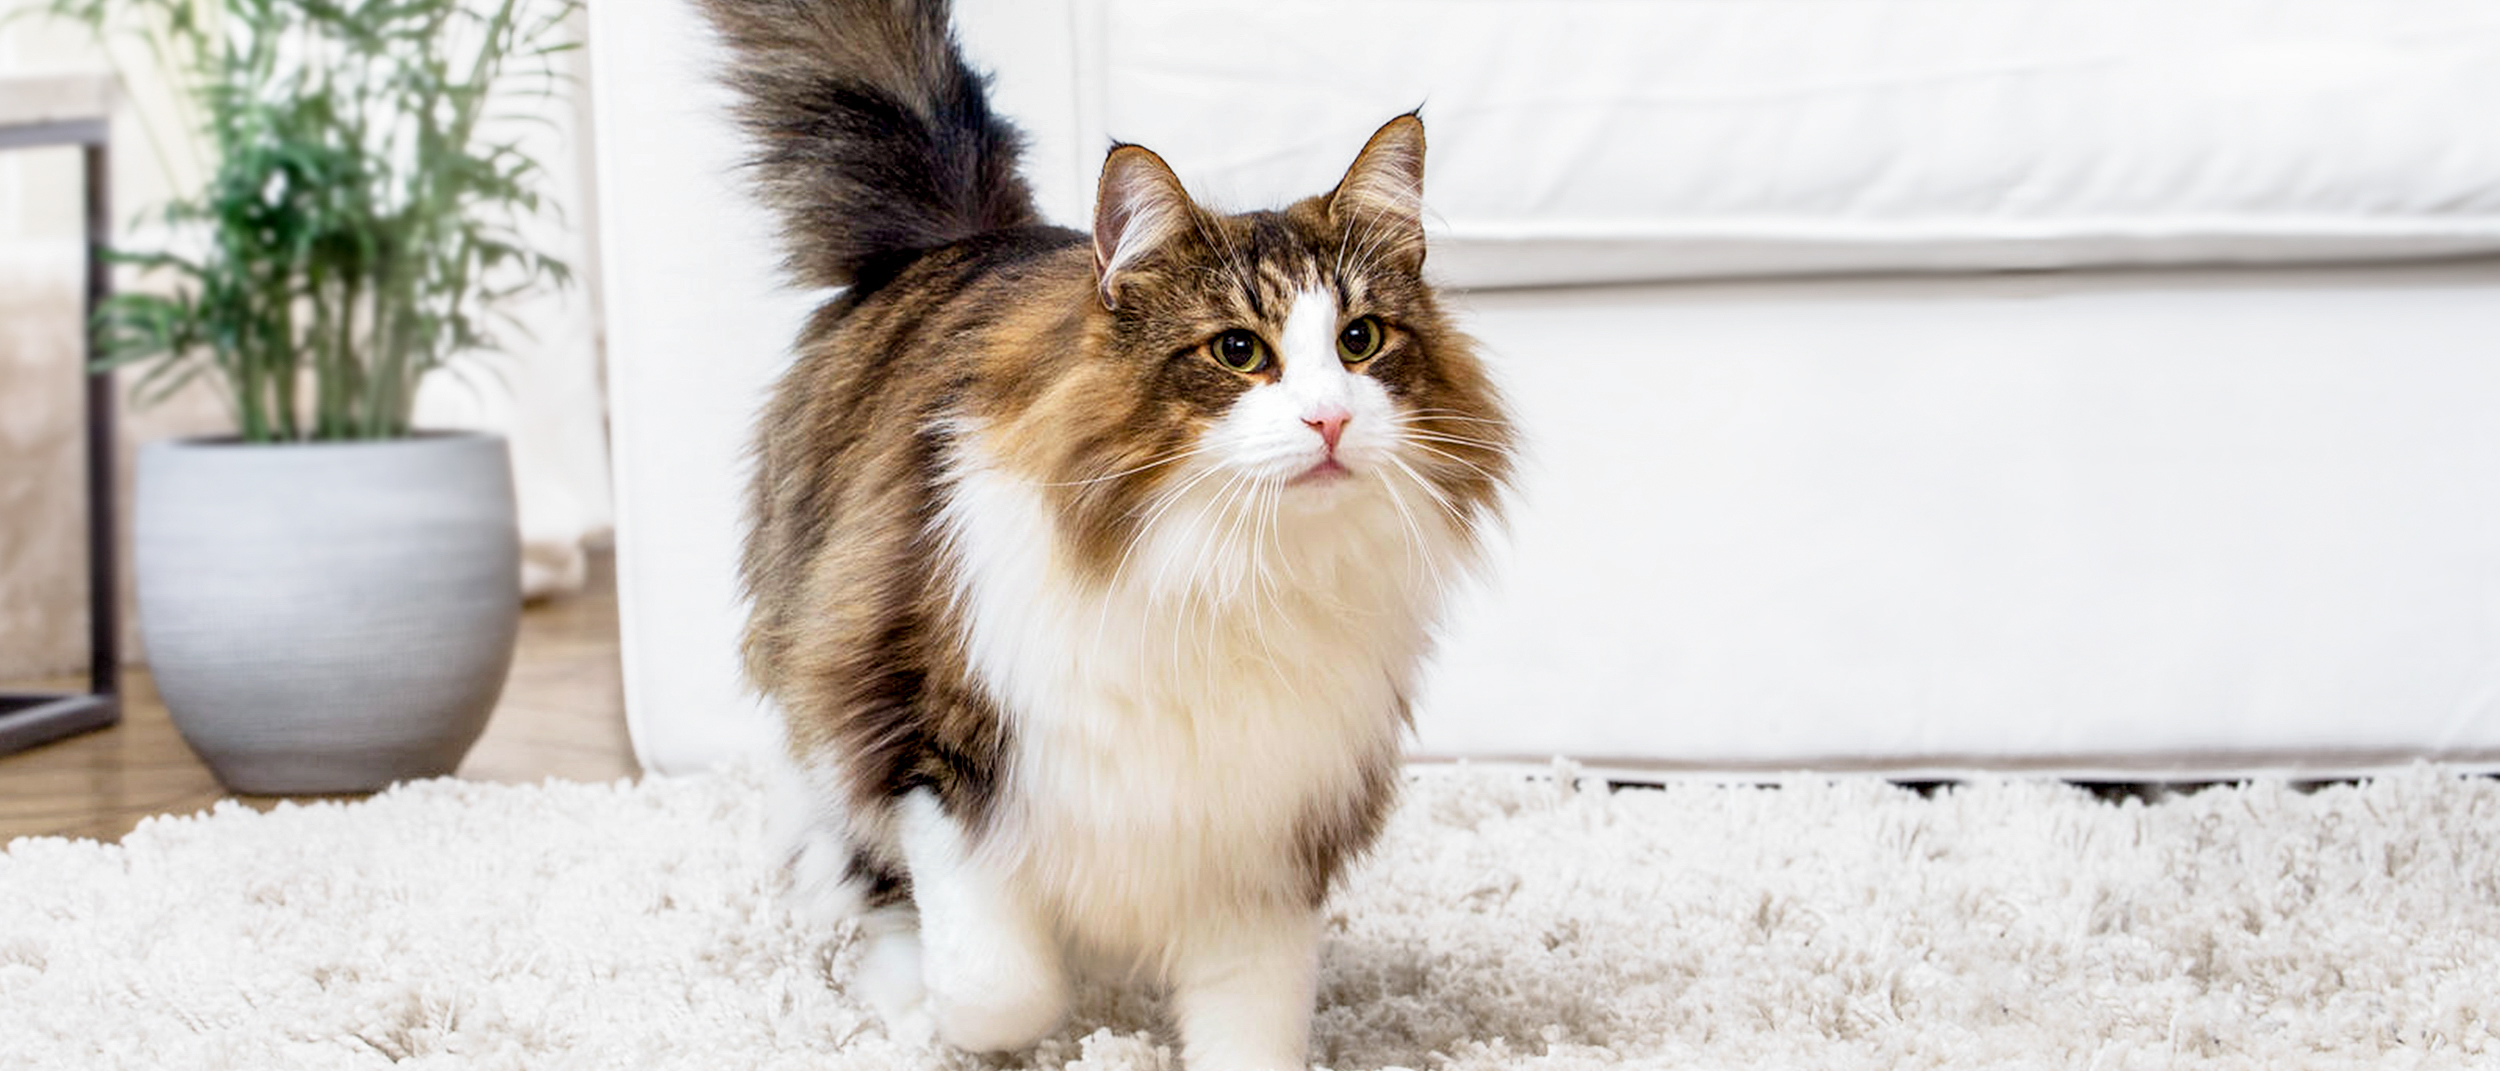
{"left": 150, "top": 430, "right": 507, "bottom": 450}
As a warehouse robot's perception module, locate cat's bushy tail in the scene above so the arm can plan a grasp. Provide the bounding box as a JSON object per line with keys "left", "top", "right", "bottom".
{"left": 698, "top": 0, "right": 1038, "bottom": 290}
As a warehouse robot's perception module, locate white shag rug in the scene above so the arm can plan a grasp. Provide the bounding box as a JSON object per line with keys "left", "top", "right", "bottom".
{"left": 5, "top": 766, "right": 2498, "bottom": 1070}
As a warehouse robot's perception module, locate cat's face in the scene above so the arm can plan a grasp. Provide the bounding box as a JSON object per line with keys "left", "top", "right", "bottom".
{"left": 1036, "top": 115, "right": 1513, "bottom": 598}
{"left": 1103, "top": 207, "right": 1464, "bottom": 504}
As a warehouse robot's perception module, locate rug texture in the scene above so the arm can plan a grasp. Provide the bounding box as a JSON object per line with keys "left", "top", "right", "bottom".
{"left": 4, "top": 765, "right": 2497, "bottom": 1070}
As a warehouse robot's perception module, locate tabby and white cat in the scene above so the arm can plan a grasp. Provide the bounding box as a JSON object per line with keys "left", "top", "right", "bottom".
{"left": 698, "top": 1, "right": 1515, "bottom": 1066}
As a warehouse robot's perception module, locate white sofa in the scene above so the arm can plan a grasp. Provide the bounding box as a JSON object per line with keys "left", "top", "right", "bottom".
{"left": 590, "top": 0, "right": 2500, "bottom": 780}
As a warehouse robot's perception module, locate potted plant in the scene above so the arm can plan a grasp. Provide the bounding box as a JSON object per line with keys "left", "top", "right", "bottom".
{"left": 46, "top": 0, "right": 579, "bottom": 793}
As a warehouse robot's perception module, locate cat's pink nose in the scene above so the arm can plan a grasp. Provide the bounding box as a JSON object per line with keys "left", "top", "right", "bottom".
{"left": 1303, "top": 408, "right": 1350, "bottom": 452}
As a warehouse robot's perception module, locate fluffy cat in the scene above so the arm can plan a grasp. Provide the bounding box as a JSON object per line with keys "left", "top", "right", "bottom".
{"left": 697, "top": 1, "right": 1515, "bottom": 1066}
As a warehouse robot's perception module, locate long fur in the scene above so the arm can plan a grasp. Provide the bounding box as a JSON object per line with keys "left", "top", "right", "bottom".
{"left": 700, "top": 0, "right": 1039, "bottom": 291}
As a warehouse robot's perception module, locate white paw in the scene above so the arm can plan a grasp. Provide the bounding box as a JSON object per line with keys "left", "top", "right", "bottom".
{"left": 894, "top": 786, "right": 1072, "bottom": 1053}
{"left": 921, "top": 923, "right": 1069, "bottom": 1052}
{"left": 855, "top": 923, "right": 935, "bottom": 1047}
{"left": 928, "top": 981, "right": 1067, "bottom": 1053}
{"left": 885, "top": 1002, "right": 939, "bottom": 1049}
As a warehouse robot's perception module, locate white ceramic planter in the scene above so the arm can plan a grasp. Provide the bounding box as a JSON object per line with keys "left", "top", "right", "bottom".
{"left": 135, "top": 433, "right": 520, "bottom": 794}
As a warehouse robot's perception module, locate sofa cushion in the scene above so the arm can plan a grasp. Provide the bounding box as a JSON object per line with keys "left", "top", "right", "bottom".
{"left": 1080, "top": 0, "right": 2500, "bottom": 287}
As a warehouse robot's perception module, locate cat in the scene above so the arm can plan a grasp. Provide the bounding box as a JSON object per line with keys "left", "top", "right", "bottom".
{"left": 697, "top": 1, "right": 1515, "bottom": 1066}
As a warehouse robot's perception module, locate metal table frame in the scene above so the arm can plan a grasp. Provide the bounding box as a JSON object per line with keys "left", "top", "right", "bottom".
{"left": 0, "top": 84, "right": 122, "bottom": 754}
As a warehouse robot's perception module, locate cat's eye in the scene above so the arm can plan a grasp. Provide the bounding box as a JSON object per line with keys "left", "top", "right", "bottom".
{"left": 1209, "top": 329, "right": 1271, "bottom": 374}
{"left": 1337, "top": 316, "right": 1385, "bottom": 363}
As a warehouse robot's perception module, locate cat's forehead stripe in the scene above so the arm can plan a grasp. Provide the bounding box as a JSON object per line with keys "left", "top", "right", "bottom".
{"left": 1216, "top": 211, "right": 1335, "bottom": 317}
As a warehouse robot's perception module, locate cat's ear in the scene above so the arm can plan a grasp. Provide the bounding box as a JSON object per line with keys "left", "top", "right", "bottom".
{"left": 1093, "top": 144, "right": 1194, "bottom": 310}
{"left": 1328, "top": 112, "right": 1428, "bottom": 271}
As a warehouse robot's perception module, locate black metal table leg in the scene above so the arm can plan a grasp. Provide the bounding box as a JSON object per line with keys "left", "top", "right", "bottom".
{"left": 83, "top": 140, "right": 119, "bottom": 706}
{"left": 0, "top": 117, "right": 122, "bottom": 755}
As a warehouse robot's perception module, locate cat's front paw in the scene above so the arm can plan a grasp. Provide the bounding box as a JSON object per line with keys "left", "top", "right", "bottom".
{"left": 854, "top": 921, "right": 936, "bottom": 1046}
{"left": 926, "top": 969, "right": 1068, "bottom": 1053}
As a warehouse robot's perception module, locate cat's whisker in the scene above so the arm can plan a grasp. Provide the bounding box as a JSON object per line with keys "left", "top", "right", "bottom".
{"left": 1194, "top": 474, "right": 1263, "bottom": 666}
{"left": 1403, "top": 440, "right": 1506, "bottom": 487}
{"left": 1400, "top": 408, "right": 1515, "bottom": 425}
{"left": 1264, "top": 484, "right": 1293, "bottom": 603}
{"left": 1140, "top": 467, "right": 1245, "bottom": 695}
{"left": 1101, "top": 461, "right": 1231, "bottom": 687}
{"left": 1038, "top": 446, "right": 1213, "bottom": 489}
{"left": 1156, "top": 467, "right": 1250, "bottom": 610}
{"left": 1161, "top": 472, "right": 1234, "bottom": 693}
{"left": 1094, "top": 459, "right": 1227, "bottom": 656}
{"left": 1388, "top": 414, "right": 1516, "bottom": 438}
{"left": 1392, "top": 429, "right": 1512, "bottom": 454}
{"left": 1400, "top": 441, "right": 1511, "bottom": 481}
{"left": 1239, "top": 482, "right": 1290, "bottom": 677}
{"left": 1197, "top": 473, "right": 1264, "bottom": 694}
{"left": 1256, "top": 482, "right": 1315, "bottom": 622}
{"left": 1211, "top": 473, "right": 1261, "bottom": 605}
{"left": 1240, "top": 480, "right": 1273, "bottom": 609}
{"left": 1253, "top": 483, "right": 1319, "bottom": 708}
{"left": 1386, "top": 453, "right": 1471, "bottom": 531}
{"left": 1121, "top": 461, "right": 1229, "bottom": 528}
{"left": 1269, "top": 481, "right": 1306, "bottom": 589}
{"left": 1256, "top": 555, "right": 1317, "bottom": 709}
{"left": 1374, "top": 467, "right": 1433, "bottom": 597}
{"left": 1380, "top": 415, "right": 1510, "bottom": 440}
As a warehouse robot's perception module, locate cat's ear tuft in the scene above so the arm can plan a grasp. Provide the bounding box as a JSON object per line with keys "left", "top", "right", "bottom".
{"left": 1093, "top": 144, "right": 1194, "bottom": 310}
{"left": 1328, "top": 113, "right": 1428, "bottom": 271}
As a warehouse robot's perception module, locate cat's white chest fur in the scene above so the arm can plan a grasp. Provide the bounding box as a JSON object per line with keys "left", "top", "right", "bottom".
{"left": 938, "top": 443, "right": 1441, "bottom": 954}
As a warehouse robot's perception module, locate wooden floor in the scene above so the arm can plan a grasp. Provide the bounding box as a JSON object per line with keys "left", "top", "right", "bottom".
{"left": 0, "top": 551, "right": 637, "bottom": 844}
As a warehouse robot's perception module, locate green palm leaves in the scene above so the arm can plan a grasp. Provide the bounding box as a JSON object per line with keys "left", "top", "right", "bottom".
{"left": 46, "top": 0, "right": 579, "bottom": 441}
